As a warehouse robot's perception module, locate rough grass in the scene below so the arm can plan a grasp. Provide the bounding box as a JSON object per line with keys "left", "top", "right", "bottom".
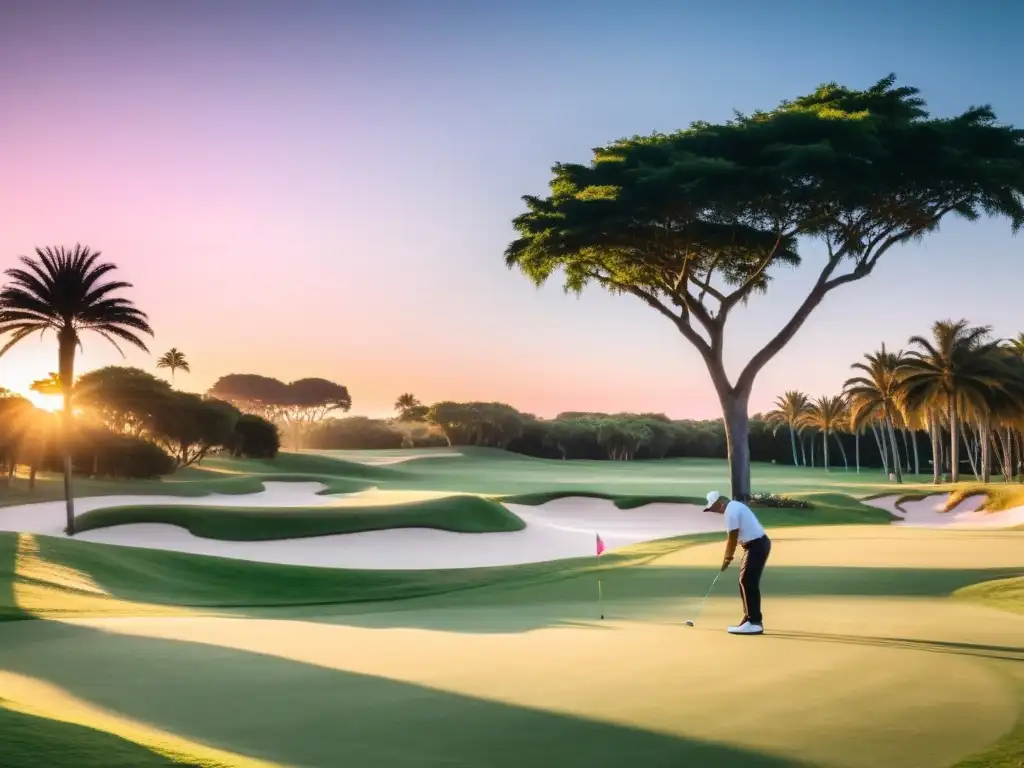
{"left": 72, "top": 496, "right": 524, "bottom": 541}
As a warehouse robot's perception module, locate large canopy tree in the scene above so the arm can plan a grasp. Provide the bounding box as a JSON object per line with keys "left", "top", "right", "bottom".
{"left": 75, "top": 366, "right": 172, "bottom": 436}
{"left": 505, "top": 75, "right": 1024, "bottom": 499}
{"left": 208, "top": 374, "right": 351, "bottom": 449}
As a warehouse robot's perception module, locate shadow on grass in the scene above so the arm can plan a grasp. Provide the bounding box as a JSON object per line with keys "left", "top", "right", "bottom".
{"left": 254, "top": 564, "right": 1024, "bottom": 635}
{"left": 9, "top": 526, "right": 1024, "bottom": 635}
{"left": 0, "top": 700, "right": 188, "bottom": 768}
{"left": 0, "top": 621, "right": 810, "bottom": 768}
{"left": 763, "top": 630, "right": 1023, "bottom": 662}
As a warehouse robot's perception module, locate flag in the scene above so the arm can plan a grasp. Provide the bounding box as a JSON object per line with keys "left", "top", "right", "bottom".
{"left": 596, "top": 533, "right": 605, "bottom": 557}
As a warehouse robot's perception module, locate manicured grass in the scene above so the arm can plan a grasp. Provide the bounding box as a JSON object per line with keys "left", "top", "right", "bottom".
{"left": 2, "top": 449, "right": 1023, "bottom": 767}
{"left": 0, "top": 703, "right": 193, "bottom": 768}
{"left": 72, "top": 495, "right": 524, "bottom": 541}
{"left": 6, "top": 447, "right": 1024, "bottom": 512}
{"left": 954, "top": 576, "right": 1024, "bottom": 616}
{"left": 1, "top": 525, "right": 1022, "bottom": 767}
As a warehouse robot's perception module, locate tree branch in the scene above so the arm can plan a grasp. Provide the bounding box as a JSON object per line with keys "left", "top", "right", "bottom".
{"left": 619, "top": 284, "right": 715, "bottom": 359}
{"left": 718, "top": 233, "right": 784, "bottom": 316}
{"left": 734, "top": 252, "right": 849, "bottom": 395}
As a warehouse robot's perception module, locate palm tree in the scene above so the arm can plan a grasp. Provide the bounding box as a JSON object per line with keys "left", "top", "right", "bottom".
{"left": 0, "top": 245, "right": 152, "bottom": 534}
{"left": 901, "top": 320, "right": 1003, "bottom": 484}
{"left": 394, "top": 393, "right": 421, "bottom": 420}
{"left": 156, "top": 347, "right": 190, "bottom": 384}
{"left": 799, "top": 395, "right": 850, "bottom": 471}
{"left": 845, "top": 345, "right": 906, "bottom": 483}
{"left": 765, "top": 391, "right": 810, "bottom": 466}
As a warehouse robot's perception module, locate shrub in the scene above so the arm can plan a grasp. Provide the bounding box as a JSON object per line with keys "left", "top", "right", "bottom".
{"left": 43, "top": 427, "right": 175, "bottom": 479}
{"left": 748, "top": 492, "right": 811, "bottom": 509}
{"left": 228, "top": 414, "right": 280, "bottom": 459}
{"left": 306, "top": 417, "right": 404, "bottom": 450}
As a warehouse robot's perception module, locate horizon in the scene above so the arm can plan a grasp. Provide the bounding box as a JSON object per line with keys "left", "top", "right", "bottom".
{"left": 1, "top": 0, "right": 1021, "bottom": 420}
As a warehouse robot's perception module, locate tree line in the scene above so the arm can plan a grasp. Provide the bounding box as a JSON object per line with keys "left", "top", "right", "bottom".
{"left": 0, "top": 366, "right": 281, "bottom": 487}
{"left": 304, "top": 395, "right": 911, "bottom": 469}
{"left": 769, "top": 320, "right": 1024, "bottom": 485}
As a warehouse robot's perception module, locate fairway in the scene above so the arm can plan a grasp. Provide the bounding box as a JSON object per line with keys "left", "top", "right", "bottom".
{"left": 1, "top": 450, "right": 1022, "bottom": 767}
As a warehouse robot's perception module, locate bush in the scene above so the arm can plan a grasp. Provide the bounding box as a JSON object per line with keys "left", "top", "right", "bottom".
{"left": 228, "top": 414, "right": 280, "bottom": 459}
{"left": 43, "top": 427, "right": 175, "bottom": 479}
{"left": 306, "top": 417, "right": 404, "bottom": 450}
{"left": 749, "top": 492, "right": 811, "bottom": 509}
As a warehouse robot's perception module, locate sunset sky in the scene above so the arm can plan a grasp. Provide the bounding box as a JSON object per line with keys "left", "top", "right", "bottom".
{"left": 0, "top": 0, "right": 1021, "bottom": 419}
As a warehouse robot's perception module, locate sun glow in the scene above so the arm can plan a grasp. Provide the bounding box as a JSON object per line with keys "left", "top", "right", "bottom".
{"left": 22, "top": 389, "right": 63, "bottom": 413}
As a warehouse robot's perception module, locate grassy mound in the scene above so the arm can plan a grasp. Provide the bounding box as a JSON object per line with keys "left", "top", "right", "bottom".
{"left": 953, "top": 575, "right": 1024, "bottom": 616}
{"left": 501, "top": 489, "right": 895, "bottom": 524}
{"left": 73, "top": 496, "right": 524, "bottom": 541}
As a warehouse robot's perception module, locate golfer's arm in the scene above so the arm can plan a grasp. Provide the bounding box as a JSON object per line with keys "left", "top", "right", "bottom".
{"left": 724, "top": 529, "right": 739, "bottom": 562}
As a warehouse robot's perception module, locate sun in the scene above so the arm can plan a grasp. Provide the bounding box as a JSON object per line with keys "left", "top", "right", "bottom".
{"left": 22, "top": 389, "right": 63, "bottom": 413}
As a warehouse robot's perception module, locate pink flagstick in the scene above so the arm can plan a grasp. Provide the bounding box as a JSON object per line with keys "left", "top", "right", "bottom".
{"left": 596, "top": 533, "right": 605, "bottom": 619}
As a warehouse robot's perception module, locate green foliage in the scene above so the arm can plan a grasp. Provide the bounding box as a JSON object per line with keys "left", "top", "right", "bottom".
{"left": 74, "top": 366, "right": 171, "bottom": 436}
{"left": 307, "top": 417, "right": 405, "bottom": 450}
{"left": 74, "top": 495, "right": 525, "bottom": 540}
{"left": 39, "top": 425, "right": 175, "bottom": 480}
{"left": 427, "top": 402, "right": 525, "bottom": 448}
{"left": 207, "top": 373, "right": 291, "bottom": 420}
{"left": 227, "top": 413, "right": 280, "bottom": 459}
{"left": 148, "top": 392, "right": 240, "bottom": 467}
{"left": 208, "top": 374, "right": 352, "bottom": 448}
{"left": 505, "top": 74, "right": 1024, "bottom": 499}
{"left": 155, "top": 347, "right": 189, "bottom": 380}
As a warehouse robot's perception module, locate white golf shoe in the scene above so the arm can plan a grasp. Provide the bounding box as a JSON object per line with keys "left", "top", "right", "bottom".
{"left": 727, "top": 621, "right": 764, "bottom": 635}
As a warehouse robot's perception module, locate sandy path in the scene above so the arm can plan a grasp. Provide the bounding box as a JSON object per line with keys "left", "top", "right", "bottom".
{"left": 863, "top": 492, "right": 1024, "bottom": 528}
{"left": 0, "top": 486, "right": 716, "bottom": 570}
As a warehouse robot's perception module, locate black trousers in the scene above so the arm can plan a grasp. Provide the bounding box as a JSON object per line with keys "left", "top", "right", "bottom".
{"left": 739, "top": 535, "right": 771, "bottom": 625}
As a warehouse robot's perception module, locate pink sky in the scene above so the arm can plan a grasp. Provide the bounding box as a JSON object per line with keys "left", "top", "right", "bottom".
{"left": 0, "top": 2, "right": 1021, "bottom": 420}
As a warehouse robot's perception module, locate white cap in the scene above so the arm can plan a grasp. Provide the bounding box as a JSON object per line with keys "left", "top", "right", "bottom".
{"left": 703, "top": 491, "right": 721, "bottom": 511}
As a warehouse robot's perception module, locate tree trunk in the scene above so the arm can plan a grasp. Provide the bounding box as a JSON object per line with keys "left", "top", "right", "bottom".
{"left": 799, "top": 435, "right": 808, "bottom": 466}
{"left": 809, "top": 434, "right": 815, "bottom": 468}
{"left": 900, "top": 429, "right": 911, "bottom": 473}
{"left": 855, "top": 429, "right": 860, "bottom": 474}
{"left": 980, "top": 419, "right": 991, "bottom": 484}
{"left": 832, "top": 432, "right": 849, "bottom": 470}
{"left": 58, "top": 328, "right": 77, "bottom": 536}
{"left": 910, "top": 429, "right": 920, "bottom": 476}
{"left": 930, "top": 413, "right": 941, "bottom": 484}
{"left": 822, "top": 428, "right": 830, "bottom": 470}
{"left": 963, "top": 421, "right": 980, "bottom": 481}
{"left": 29, "top": 465, "right": 36, "bottom": 492}
{"left": 870, "top": 421, "right": 888, "bottom": 475}
{"left": 948, "top": 398, "right": 960, "bottom": 484}
{"left": 788, "top": 425, "right": 799, "bottom": 466}
{"left": 1009, "top": 428, "right": 1015, "bottom": 481}
{"left": 720, "top": 389, "right": 752, "bottom": 501}
{"left": 884, "top": 412, "right": 903, "bottom": 483}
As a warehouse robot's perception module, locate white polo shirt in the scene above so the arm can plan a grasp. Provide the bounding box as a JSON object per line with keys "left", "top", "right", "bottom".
{"left": 724, "top": 500, "right": 765, "bottom": 544}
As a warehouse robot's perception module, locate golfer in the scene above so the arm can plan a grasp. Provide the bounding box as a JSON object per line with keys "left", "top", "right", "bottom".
{"left": 703, "top": 491, "right": 771, "bottom": 635}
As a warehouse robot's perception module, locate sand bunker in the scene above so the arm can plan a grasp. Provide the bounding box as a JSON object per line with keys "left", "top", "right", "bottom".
{"left": 864, "top": 493, "right": 1024, "bottom": 528}
{"left": 312, "top": 450, "right": 463, "bottom": 466}
{"left": 0, "top": 486, "right": 715, "bottom": 570}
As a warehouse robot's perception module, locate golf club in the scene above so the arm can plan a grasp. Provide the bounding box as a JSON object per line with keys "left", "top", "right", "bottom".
{"left": 685, "top": 571, "right": 722, "bottom": 627}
